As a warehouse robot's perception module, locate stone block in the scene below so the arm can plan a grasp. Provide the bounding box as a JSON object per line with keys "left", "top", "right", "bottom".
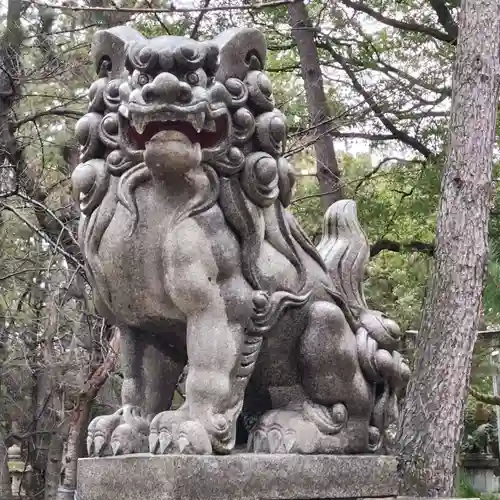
{"left": 77, "top": 453, "right": 399, "bottom": 500}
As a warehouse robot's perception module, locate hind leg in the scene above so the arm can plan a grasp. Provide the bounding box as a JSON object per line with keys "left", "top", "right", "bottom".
{"left": 249, "top": 301, "right": 372, "bottom": 454}
{"left": 143, "top": 341, "right": 186, "bottom": 418}
{"left": 87, "top": 327, "right": 185, "bottom": 456}
{"left": 87, "top": 326, "right": 146, "bottom": 456}
{"left": 300, "top": 301, "right": 371, "bottom": 412}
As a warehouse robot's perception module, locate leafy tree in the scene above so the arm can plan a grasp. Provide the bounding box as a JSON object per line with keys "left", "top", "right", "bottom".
{"left": 398, "top": 0, "right": 500, "bottom": 494}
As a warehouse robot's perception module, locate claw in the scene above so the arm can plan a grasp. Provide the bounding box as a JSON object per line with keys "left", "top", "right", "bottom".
{"left": 177, "top": 421, "right": 212, "bottom": 455}
{"left": 111, "top": 440, "right": 122, "bottom": 456}
{"left": 86, "top": 436, "right": 94, "bottom": 456}
{"left": 149, "top": 432, "right": 159, "bottom": 454}
{"left": 159, "top": 430, "right": 172, "bottom": 454}
{"left": 178, "top": 436, "right": 190, "bottom": 453}
{"left": 94, "top": 435, "right": 105, "bottom": 456}
{"left": 251, "top": 430, "right": 270, "bottom": 453}
{"left": 268, "top": 429, "right": 285, "bottom": 453}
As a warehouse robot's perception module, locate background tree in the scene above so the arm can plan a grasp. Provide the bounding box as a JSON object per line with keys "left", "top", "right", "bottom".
{"left": 398, "top": 0, "right": 500, "bottom": 495}
{"left": 0, "top": 0, "right": 498, "bottom": 498}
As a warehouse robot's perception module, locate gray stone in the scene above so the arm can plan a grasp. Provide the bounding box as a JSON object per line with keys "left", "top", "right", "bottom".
{"left": 397, "top": 498, "right": 480, "bottom": 500}
{"left": 73, "top": 24, "right": 411, "bottom": 457}
{"left": 77, "top": 454, "right": 399, "bottom": 500}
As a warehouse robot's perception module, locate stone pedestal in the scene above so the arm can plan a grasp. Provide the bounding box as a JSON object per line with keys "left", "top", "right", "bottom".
{"left": 462, "top": 453, "right": 500, "bottom": 493}
{"left": 77, "top": 454, "right": 399, "bottom": 500}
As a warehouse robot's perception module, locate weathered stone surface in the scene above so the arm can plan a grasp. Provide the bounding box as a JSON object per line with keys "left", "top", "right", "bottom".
{"left": 397, "top": 498, "right": 480, "bottom": 500}
{"left": 74, "top": 23, "right": 411, "bottom": 458}
{"left": 77, "top": 454, "right": 399, "bottom": 500}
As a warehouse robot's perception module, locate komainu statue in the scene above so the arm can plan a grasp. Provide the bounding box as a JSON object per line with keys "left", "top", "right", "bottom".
{"left": 73, "top": 26, "right": 410, "bottom": 457}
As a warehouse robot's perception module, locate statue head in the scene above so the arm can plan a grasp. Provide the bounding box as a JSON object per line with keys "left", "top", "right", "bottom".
{"left": 118, "top": 36, "right": 232, "bottom": 178}
{"left": 73, "top": 26, "right": 295, "bottom": 234}
{"left": 76, "top": 26, "right": 281, "bottom": 181}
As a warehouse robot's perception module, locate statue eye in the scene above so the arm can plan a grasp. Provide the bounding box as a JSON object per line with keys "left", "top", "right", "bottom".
{"left": 138, "top": 73, "right": 149, "bottom": 86}
{"left": 186, "top": 72, "right": 199, "bottom": 85}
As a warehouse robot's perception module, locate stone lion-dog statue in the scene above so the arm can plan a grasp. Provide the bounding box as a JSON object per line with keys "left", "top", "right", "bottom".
{"left": 72, "top": 25, "right": 410, "bottom": 456}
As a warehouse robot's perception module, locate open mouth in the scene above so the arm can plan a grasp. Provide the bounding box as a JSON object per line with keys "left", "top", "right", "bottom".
{"left": 120, "top": 105, "right": 228, "bottom": 151}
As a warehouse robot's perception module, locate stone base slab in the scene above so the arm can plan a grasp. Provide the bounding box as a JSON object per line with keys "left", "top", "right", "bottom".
{"left": 77, "top": 453, "right": 399, "bottom": 500}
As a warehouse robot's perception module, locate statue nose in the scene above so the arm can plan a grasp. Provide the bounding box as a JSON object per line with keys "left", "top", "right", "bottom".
{"left": 142, "top": 73, "right": 193, "bottom": 104}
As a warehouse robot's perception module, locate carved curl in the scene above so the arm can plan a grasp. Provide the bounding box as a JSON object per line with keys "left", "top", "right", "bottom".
{"left": 72, "top": 159, "right": 110, "bottom": 216}
{"left": 241, "top": 152, "right": 279, "bottom": 208}
{"left": 232, "top": 107, "right": 256, "bottom": 144}
{"left": 76, "top": 112, "right": 105, "bottom": 162}
{"left": 99, "top": 113, "right": 119, "bottom": 150}
{"left": 255, "top": 110, "right": 287, "bottom": 156}
{"left": 245, "top": 71, "right": 274, "bottom": 112}
{"left": 88, "top": 77, "right": 108, "bottom": 113}
{"left": 103, "top": 79, "right": 122, "bottom": 112}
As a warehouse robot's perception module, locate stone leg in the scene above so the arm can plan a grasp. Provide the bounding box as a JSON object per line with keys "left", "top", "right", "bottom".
{"left": 149, "top": 313, "right": 252, "bottom": 455}
{"left": 87, "top": 327, "right": 184, "bottom": 456}
{"left": 143, "top": 341, "right": 185, "bottom": 419}
{"left": 249, "top": 301, "right": 372, "bottom": 454}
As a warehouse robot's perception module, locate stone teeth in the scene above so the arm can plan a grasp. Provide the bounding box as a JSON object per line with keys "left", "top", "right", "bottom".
{"left": 194, "top": 112, "right": 205, "bottom": 133}
{"left": 203, "top": 119, "right": 216, "bottom": 132}
{"left": 132, "top": 115, "right": 147, "bottom": 134}
{"left": 185, "top": 112, "right": 205, "bottom": 133}
{"left": 119, "top": 105, "right": 129, "bottom": 118}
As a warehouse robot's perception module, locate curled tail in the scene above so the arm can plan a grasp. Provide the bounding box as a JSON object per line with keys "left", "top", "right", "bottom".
{"left": 317, "top": 199, "right": 369, "bottom": 313}
{"left": 317, "top": 200, "right": 410, "bottom": 450}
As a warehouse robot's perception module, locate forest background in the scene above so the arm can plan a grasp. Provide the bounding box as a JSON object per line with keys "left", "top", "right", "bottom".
{"left": 0, "top": 0, "right": 498, "bottom": 499}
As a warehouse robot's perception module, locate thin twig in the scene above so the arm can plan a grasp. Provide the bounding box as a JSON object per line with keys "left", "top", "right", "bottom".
{"left": 17, "top": 192, "right": 79, "bottom": 248}
{"left": 14, "top": 109, "right": 82, "bottom": 129}
{"left": 0, "top": 269, "right": 44, "bottom": 282}
{"left": 0, "top": 202, "right": 82, "bottom": 270}
{"left": 32, "top": 0, "right": 297, "bottom": 14}
{"left": 190, "top": 0, "right": 211, "bottom": 40}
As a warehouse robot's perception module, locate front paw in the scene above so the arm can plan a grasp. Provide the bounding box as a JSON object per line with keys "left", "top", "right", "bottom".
{"left": 110, "top": 423, "right": 149, "bottom": 455}
{"left": 149, "top": 410, "right": 212, "bottom": 455}
{"left": 87, "top": 409, "right": 124, "bottom": 457}
{"left": 148, "top": 409, "right": 189, "bottom": 454}
{"left": 177, "top": 421, "right": 212, "bottom": 454}
{"left": 87, "top": 405, "right": 148, "bottom": 457}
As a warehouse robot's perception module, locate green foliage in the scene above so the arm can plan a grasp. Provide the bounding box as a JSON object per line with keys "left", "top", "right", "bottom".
{"left": 291, "top": 152, "right": 438, "bottom": 331}
{"left": 484, "top": 163, "right": 500, "bottom": 324}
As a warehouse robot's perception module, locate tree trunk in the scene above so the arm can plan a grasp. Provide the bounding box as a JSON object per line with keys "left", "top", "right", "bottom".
{"left": 0, "top": 0, "right": 23, "bottom": 170}
{"left": 288, "top": 0, "right": 343, "bottom": 211}
{"left": 398, "top": 0, "right": 500, "bottom": 496}
{"left": 44, "top": 433, "right": 65, "bottom": 500}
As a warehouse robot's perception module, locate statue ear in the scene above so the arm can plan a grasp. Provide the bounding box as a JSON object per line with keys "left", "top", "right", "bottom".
{"left": 91, "top": 25, "right": 146, "bottom": 78}
{"left": 212, "top": 27, "right": 267, "bottom": 82}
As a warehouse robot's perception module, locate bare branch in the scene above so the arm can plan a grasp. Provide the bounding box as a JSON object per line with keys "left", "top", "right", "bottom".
{"left": 330, "top": 131, "right": 397, "bottom": 141}
{"left": 0, "top": 202, "right": 82, "bottom": 270}
{"left": 0, "top": 268, "right": 45, "bottom": 281}
{"left": 339, "top": 0, "right": 456, "bottom": 44}
{"left": 14, "top": 109, "right": 83, "bottom": 129}
{"left": 318, "top": 40, "right": 434, "bottom": 159}
{"left": 469, "top": 386, "right": 500, "bottom": 406}
{"left": 427, "top": 0, "right": 458, "bottom": 39}
{"left": 370, "top": 239, "right": 435, "bottom": 258}
{"left": 142, "top": 0, "right": 171, "bottom": 35}
{"left": 190, "top": 0, "right": 211, "bottom": 40}
{"left": 32, "top": 0, "right": 298, "bottom": 14}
